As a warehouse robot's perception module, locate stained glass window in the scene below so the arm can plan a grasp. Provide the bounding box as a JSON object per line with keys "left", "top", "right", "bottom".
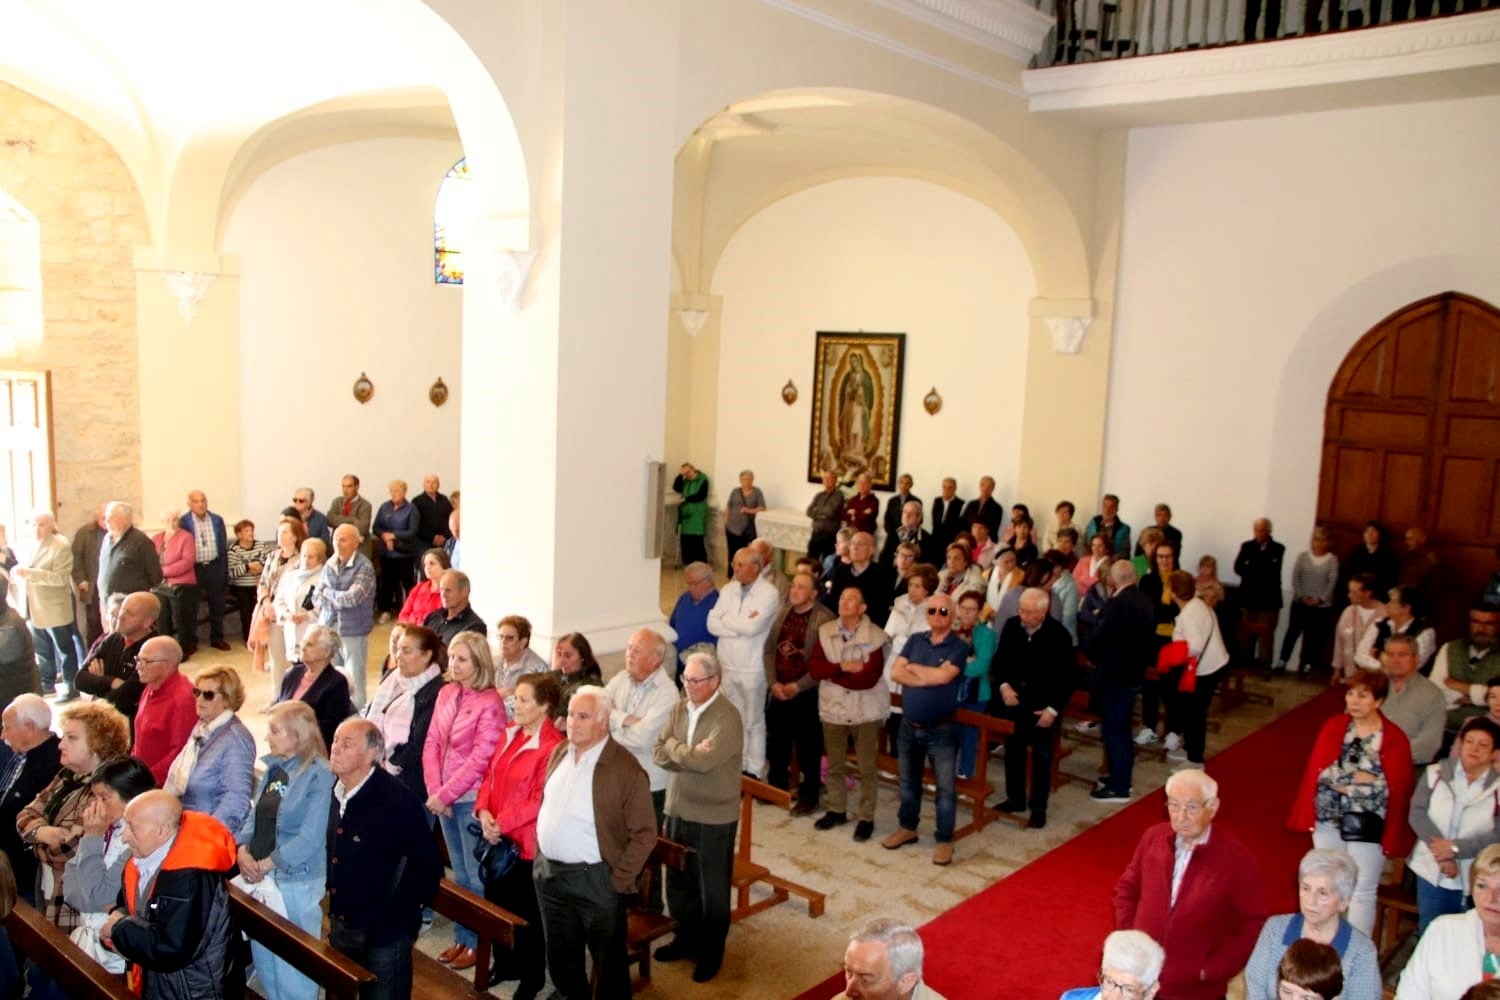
{"left": 434, "top": 157, "right": 472, "bottom": 285}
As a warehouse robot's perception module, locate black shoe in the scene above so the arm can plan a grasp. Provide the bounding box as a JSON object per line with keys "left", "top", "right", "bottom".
{"left": 813, "top": 811, "right": 848, "bottom": 831}
{"left": 655, "top": 941, "right": 693, "bottom": 963}
{"left": 993, "top": 798, "right": 1026, "bottom": 814}
{"left": 1028, "top": 811, "right": 1047, "bottom": 829}
{"left": 790, "top": 799, "right": 817, "bottom": 817}
{"left": 210, "top": 640, "right": 232, "bottom": 652}
{"left": 692, "top": 957, "right": 723, "bottom": 983}
{"left": 486, "top": 963, "right": 519, "bottom": 987}
{"left": 853, "top": 820, "right": 874, "bottom": 842}
{"left": 512, "top": 979, "right": 543, "bottom": 1000}
{"left": 1090, "top": 787, "right": 1130, "bottom": 803}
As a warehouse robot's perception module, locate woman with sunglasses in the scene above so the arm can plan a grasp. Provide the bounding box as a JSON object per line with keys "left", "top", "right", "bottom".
{"left": 165, "top": 664, "right": 257, "bottom": 834}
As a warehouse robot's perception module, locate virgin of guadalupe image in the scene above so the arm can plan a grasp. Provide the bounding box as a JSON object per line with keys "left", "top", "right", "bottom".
{"left": 833, "top": 351, "right": 877, "bottom": 474}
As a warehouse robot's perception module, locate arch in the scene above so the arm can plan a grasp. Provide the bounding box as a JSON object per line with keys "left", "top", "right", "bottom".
{"left": 0, "top": 187, "right": 43, "bottom": 357}
{"left": 434, "top": 156, "right": 471, "bottom": 284}
{"left": 1316, "top": 291, "right": 1500, "bottom": 635}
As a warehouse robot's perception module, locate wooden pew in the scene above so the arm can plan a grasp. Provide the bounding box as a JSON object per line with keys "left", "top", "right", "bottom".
{"left": 625, "top": 836, "right": 692, "bottom": 987}
{"left": 2, "top": 900, "right": 136, "bottom": 1000}
{"left": 228, "top": 884, "right": 375, "bottom": 1000}
{"left": 731, "top": 778, "right": 827, "bottom": 922}
{"left": 412, "top": 878, "right": 525, "bottom": 995}
{"left": 874, "top": 697, "right": 1017, "bottom": 836}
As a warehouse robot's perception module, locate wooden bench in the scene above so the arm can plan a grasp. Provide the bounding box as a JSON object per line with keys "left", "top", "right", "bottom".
{"left": 1372, "top": 859, "right": 1418, "bottom": 964}
{"left": 731, "top": 777, "right": 827, "bottom": 922}
{"left": 228, "top": 885, "right": 376, "bottom": 1000}
{"left": 874, "top": 699, "right": 1017, "bottom": 836}
{"left": 625, "top": 836, "right": 692, "bottom": 986}
{"left": 411, "top": 878, "right": 525, "bottom": 995}
{"left": 1, "top": 900, "right": 136, "bottom": 1000}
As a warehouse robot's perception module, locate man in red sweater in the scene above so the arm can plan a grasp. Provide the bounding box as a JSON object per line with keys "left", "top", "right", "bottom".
{"left": 1113, "top": 769, "right": 1265, "bottom": 1000}
{"left": 131, "top": 636, "right": 197, "bottom": 783}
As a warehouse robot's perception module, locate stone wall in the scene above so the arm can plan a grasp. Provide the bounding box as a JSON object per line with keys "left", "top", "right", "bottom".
{"left": 0, "top": 81, "right": 145, "bottom": 531}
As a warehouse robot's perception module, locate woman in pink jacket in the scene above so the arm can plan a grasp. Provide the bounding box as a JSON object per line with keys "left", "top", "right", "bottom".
{"left": 153, "top": 505, "right": 199, "bottom": 657}
{"left": 423, "top": 630, "right": 505, "bottom": 970}
{"left": 476, "top": 671, "right": 564, "bottom": 997}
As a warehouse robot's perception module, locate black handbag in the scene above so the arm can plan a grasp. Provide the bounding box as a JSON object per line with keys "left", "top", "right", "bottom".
{"left": 1338, "top": 810, "right": 1385, "bottom": 843}
{"left": 467, "top": 819, "right": 521, "bottom": 883}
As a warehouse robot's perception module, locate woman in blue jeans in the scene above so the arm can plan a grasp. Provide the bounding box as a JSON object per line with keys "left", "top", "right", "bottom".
{"left": 423, "top": 631, "right": 504, "bottom": 970}
{"left": 235, "top": 701, "right": 335, "bottom": 1000}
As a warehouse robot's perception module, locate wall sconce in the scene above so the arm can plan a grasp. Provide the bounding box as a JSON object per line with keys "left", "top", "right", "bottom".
{"left": 162, "top": 271, "right": 215, "bottom": 324}
{"left": 781, "top": 379, "right": 798, "bottom": 406}
{"left": 923, "top": 388, "right": 942, "bottom": 415}
{"left": 492, "top": 250, "right": 537, "bottom": 310}
{"left": 679, "top": 309, "right": 710, "bottom": 337}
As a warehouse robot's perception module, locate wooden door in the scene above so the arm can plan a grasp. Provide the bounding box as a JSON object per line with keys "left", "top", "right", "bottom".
{"left": 1318, "top": 292, "right": 1500, "bottom": 638}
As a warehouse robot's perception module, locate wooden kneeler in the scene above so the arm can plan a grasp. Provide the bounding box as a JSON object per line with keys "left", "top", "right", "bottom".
{"left": 730, "top": 776, "right": 826, "bottom": 923}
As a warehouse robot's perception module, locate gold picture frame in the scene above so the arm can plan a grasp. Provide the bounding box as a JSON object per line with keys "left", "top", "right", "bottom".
{"left": 807, "top": 331, "right": 905, "bottom": 490}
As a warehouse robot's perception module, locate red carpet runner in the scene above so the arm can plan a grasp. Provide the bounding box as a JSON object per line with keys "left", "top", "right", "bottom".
{"left": 796, "top": 687, "right": 1346, "bottom": 1000}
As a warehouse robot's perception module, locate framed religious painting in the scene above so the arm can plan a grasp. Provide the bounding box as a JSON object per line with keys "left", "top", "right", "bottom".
{"left": 807, "top": 331, "right": 905, "bottom": 490}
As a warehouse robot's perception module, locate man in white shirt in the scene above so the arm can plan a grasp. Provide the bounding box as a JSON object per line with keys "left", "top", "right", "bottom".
{"left": 707, "top": 548, "right": 780, "bottom": 777}
{"left": 535, "top": 686, "right": 656, "bottom": 999}
{"left": 604, "top": 629, "right": 679, "bottom": 912}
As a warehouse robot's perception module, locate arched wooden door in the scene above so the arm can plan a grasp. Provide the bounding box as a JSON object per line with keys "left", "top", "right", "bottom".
{"left": 1317, "top": 292, "right": 1500, "bottom": 637}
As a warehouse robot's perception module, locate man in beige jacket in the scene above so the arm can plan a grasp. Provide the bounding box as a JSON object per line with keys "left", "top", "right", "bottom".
{"left": 15, "top": 511, "right": 81, "bottom": 699}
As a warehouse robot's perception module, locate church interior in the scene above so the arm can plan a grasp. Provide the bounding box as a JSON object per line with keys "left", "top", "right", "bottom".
{"left": 2, "top": 0, "right": 1500, "bottom": 996}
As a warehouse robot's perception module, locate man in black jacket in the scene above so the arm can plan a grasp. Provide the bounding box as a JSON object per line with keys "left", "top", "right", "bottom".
{"left": 1083, "top": 561, "right": 1156, "bottom": 804}
{"left": 75, "top": 592, "right": 160, "bottom": 725}
{"left": 1233, "top": 518, "right": 1286, "bottom": 668}
{"left": 930, "top": 479, "right": 966, "bottom": 550}
{"left": 326, "top": 719, "right": 442, "bottom": 1000}
{"left": 881, "top": 474, "right": 921, "bottom": 538}
{"left": 97, "top": 501, "right": 163, "bottom": 610}
{"left": 992, "top": 589, "right": 1075, "bottom": 828}
{"left": 0, "top": 694, "right": 60, "bottom": 901}
{"left": 960, "top": 476, "right": 1003, "bottom": 540}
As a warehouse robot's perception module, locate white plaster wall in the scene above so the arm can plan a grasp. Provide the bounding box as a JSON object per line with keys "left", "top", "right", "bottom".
{"left": 224, "top": 136, "right": 464, "bottom": 527}
{"left": 712, "top": 177, "right": 1035, "bottom": 520}
{"left": 1104, "top": 94, "right": 1500, "bottom": 580}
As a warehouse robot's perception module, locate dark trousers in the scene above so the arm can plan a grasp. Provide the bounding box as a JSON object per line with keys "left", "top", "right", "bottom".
{"left": 724, "top": 530, "right": 754, "bottom": 572}
{"left": 1182, "top": 670, "right": 1225, "bottom": 764}
{"left": 766, "top": 687, "right": 823, "bottom": 806}
{"left": 194, "top": 559, "right": 228, "bottom": 643}
{"left": 646, "top": 788, "right": 666, "bottom": 914}
{"left": 533, "top": 856, "right": 630, "bottom": 999}
{"left": 1002, "top": 706, "right": 1057, "bottom": 813}
{"left": 230, "top": 585, "right": 258, "bottom": 643}
{"left": 80, "top": 592, "right": 102, "bottom": 649}
{"left": 328, "top": 919, "right": 414, "bottom": 1000}
{"left": 807, "top": 531, "right": 836, "bottom": 561}
{"left": 1279, "top": 603, "right": 1335, "bottom": 671}
{"left": 1238, "top": 609, "right": 1280, "bottom": 667}
{"left": 1100, "top": 683, "right": 1138, "bottom": 795}
{"left": 377, "top": 556, "right": 414, "bottom": 613}
{"left": 1244, "top": 0, "right": 1282, "bottom": 37}
{"left": 680, "top": 534, "right": 707, "bottom": 567}
{"left": 485, "top": 858, "right": 546, "bottom": 992}
{"left": 158, "top": 583, "right": 200, "bottom": 654}
{"left": 663, "top": 815, "right": 737, "bottom": 970}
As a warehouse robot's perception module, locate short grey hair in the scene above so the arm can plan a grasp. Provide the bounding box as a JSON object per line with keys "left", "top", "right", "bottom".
{"left": 1019, "top": 587, "right": 1051, "bottom": 611}
{"left": 739, "top": 469, "right": 754, "bottom": 479}
{"left": 1298, "top": 848, "right": 1358, "bottom": 904}
{"left": 683, "top": 561, "right": 714, "bottom": 584}
{"left": 684, "top": 649, "right": 721, "bottom": 680}
{"left": 105, "top": 500, "right": 134, "bottom": 521}
{"left": 849, "top": 918, "right": 924, "bottom": 985}
{"left": 1384, "top": 633, "right": 1419, "bottom": 656}
{"left": 1165, "top": 768, "right": 1219, "bottom": 802}
{"left": 5, "top": 693, "right": 50, "bottom": 731}
{"left": 569, "top": 684, "right": 608, "bottom": 714}
{"left": 1110, "top": 560, "right": 1139, "bottom": 587}
{"left": 736, "top": 548, "right": 764, "bottom": 570}
{"left": 303, "top": 624, "right": 342, "bottom": 656}
{"left": 1100, "top": 930, "right": 1165, "bottom": 987}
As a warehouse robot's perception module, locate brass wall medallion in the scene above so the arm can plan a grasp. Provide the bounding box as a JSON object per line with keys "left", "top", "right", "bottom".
{"left": 429, "top": 377, "right": 449, "bottom": 407}
{"left": 353, "top": 373, "right": 374, "bottom": 404}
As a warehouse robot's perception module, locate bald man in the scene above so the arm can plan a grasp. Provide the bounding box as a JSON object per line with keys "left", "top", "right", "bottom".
{"left": 131, "top": 636, "right": 196, "bottom": 784}
{"left": 102, "top": 790, "right": 238, "bottom": 997}
{"left": 992, "top": 588, "right": 1075, "bottom": 829}
{"left": 74, "top": 591, "right": 161, "bottom": 722}
{"left": 1233, "top": 518, "right": 1286, "bottom": 668}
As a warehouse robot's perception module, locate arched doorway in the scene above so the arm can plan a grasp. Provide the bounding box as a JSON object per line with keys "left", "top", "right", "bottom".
{"left": 1317, "top": 291, "right": 1500, "bottom": 637}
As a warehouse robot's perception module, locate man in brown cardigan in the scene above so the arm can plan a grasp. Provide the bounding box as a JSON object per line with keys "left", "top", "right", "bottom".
{"left": 535, "top": 685, "right": 657, "bottom": 1000}
{"left": 763, "top": 572, "right": 835, "bottom": 815}
{"left": 652, "top": 650, "right": 744, "bottom": 983}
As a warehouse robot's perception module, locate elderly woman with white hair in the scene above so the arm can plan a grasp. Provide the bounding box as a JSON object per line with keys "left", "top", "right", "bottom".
{"left": 836, "top": 916, "right": 945, "bottom": 1000}
{"left": 1059, "top": 930, "right": 1165, "bottom": 1000}
{"left": 275, "top": 624, "right": 356, "bottom": 752}
{"left": 1242, "top": 848, "right": 1381, "bottom": 1000}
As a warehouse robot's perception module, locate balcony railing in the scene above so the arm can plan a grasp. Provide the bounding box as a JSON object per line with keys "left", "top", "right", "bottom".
{"left": 1033, "top": 0, "right": 1497, "bottom": 65}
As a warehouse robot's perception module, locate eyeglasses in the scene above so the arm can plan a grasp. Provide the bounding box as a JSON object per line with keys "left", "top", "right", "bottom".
{"left": 1099, "top": 972, "right": 1145, "bottom": 999}
{"left": 136, "top": 657, "right": 174, "bottom": 667}
{"left": 498, "top": 633, "right": 521, "bottom": 642}
{"left": 926, "top": 607, "right": 951, "bottom": 617}
{"left": 1166, "top": 800, "right": 1208, "bottom": 815}
{"left": 683, "top": 675, "right": 713, "bottom": 686}
{"left": 191, "top": 688, "right": 219, "bottom": 701}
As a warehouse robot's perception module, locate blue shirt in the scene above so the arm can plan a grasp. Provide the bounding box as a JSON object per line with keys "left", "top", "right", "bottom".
{"left": 899, "top": 630, "right": 970, "bottom": 724}
{"left": 669, "top": 589, "right": 719, "bottom": 661}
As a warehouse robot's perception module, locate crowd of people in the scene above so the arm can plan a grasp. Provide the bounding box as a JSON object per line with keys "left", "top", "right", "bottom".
{"left": 0, "top": 466, "right": 1488, "bottom": 999}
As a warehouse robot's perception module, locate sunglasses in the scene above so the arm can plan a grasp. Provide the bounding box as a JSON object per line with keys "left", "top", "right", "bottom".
{"left": 191, "top": 688, "right": 219, "bottom": 701}
{"left": 926, "top": 607, "right": 951, "bottom": 617}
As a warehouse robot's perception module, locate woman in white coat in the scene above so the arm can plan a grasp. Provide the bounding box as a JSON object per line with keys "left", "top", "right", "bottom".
{"left": 1397, "top": 843, "right": 1500, "bottom": 1000}
{"left": 1167, "top": 570, "right": 1229, "bottom": 769}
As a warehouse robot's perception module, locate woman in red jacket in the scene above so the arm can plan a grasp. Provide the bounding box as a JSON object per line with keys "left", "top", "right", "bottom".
{"left": 1288, "top": 669, "right": 1415, "bottom": 938}
{"left": 475, "top": 671, "right": 564, "bottom": 999}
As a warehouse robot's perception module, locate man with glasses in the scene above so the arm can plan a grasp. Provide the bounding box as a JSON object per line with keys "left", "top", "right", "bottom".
{"left": 653, "top": 651, "right": 743, "bottom": 983}
{"left": 883, "top": 592, "right": 970, "bottom": 865}
{"left": 290, "top": 487, "right": 331, "bottom": 548}
{"left": 1113, "top": 770, "right": 1264, "bottom": 1000}
{"left": 129, "top": 636, "right": 196, "bottom": 783}
{"left": 669, "top": 562, "right": 719, "bottom": 684}
{"left": 835, "top": 916, "right": 946, "bottom": 1000}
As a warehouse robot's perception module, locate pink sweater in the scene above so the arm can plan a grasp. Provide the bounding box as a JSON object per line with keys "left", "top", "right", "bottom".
{"left": 423, "top": 684, "right": 505, "bottom": 806}
{"left": 154, "top": 529, "right": 197, "bottom": 585}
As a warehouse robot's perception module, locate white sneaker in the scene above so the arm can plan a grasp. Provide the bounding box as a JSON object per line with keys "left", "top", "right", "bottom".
{"left": 1163, "top": 733, "right": 1182, "bottom": 752}
{"left": 1165, "top": 748, "right": 1189, "bottom": 763}
{"left": 1134, "top": 729, "right": 1159, "bottom": 746}
{"left": 1073, "top": 720, "right": 1099, "bottom": 733}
